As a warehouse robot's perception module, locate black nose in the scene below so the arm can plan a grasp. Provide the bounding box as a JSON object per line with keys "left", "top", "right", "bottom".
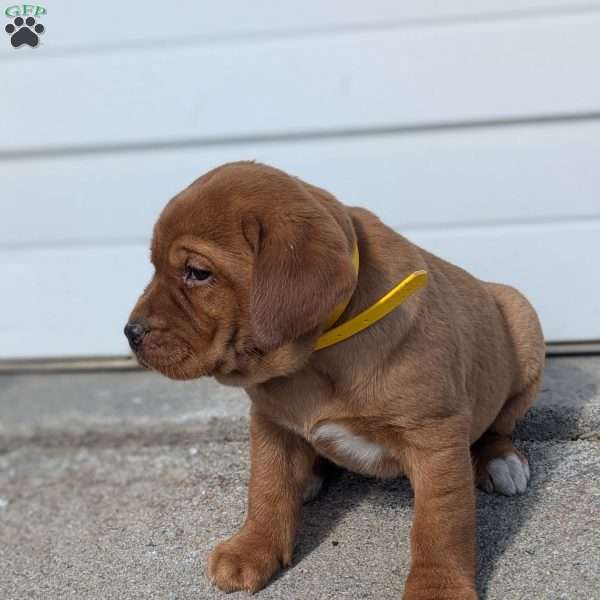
{"left": 124, "top": 320, "right": 148, "bottom": 351}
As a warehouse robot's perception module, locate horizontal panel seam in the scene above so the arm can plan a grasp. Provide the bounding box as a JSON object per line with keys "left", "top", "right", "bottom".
{"left": 2, "top": 216, "right": 600, "bottom": 253}
{"left": 2, "top": 111, "right": 600, "bottom": 162}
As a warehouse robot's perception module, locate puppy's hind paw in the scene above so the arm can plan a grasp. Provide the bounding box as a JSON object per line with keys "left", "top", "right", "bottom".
{"left": 486, "top": 453, "right": 530, "bottom": 496}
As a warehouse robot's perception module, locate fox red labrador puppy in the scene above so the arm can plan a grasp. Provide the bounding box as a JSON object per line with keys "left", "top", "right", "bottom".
{"left": 125, "top": 161, "right": 544, "bottom": 599}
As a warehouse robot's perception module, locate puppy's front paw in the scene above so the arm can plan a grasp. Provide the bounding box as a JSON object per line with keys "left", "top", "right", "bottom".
{"left": 404, "top": 588, "right": 477, "bottom": 600}
{"left": 404, "top": 571, "right": 478, "bottom": 600}
{"left": 208, "top": 530, "right": 284, "bottom": 593}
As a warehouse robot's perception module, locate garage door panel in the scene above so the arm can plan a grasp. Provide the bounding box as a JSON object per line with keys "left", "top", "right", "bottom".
{"left": 2, "top": 6, "right": 599, "bottom": 359}
{"left": 1, "top": 221, "right": 598, "bottom": 358}
{"left": 0, "top": 245, "right": 152, "bottom": 359}
{"left": 2, "top": 13, "right": 600, "bottom": 151}
{"left": 2, "top": 120, "right": 600, "bottom": 248}
{"left": 3, "top": 1, "right": 596, "bottom": 56}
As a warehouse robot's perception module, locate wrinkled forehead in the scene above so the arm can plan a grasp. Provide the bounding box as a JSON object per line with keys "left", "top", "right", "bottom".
{"left": 150, "top": 182, "right": 248, "bottom": 267}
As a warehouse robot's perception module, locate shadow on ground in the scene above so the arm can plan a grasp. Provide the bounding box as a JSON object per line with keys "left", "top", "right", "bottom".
{"left": 272, "top": 358, "right": 599, "bottom": 598}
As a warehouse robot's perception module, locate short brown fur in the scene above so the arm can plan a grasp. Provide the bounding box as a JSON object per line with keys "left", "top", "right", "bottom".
{"left": 127, "top": 161, "right": 544, "bottom": 599}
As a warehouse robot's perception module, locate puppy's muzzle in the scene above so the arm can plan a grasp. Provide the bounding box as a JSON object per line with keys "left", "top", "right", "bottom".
{"left": 124, "top": 320, "right": 148, "bottom": 352}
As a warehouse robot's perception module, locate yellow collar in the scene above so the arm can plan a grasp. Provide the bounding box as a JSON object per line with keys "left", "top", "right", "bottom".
{"left": 315, "top": 244, "right": 428, "bottom": 351}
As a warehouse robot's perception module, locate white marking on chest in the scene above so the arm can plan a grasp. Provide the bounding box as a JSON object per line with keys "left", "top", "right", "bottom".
{"left": 312, "top": 423, "right": 386, "bottom": 469}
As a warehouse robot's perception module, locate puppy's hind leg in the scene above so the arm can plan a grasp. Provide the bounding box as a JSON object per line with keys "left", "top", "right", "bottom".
{"left": 472, "top": 376, "right": 541, "bottom": 496}
{"left": 475, "top": 282, "right": 544, "bottom": 496}
{"left": 485, "top": 282, "right": 544, "bottom": 426}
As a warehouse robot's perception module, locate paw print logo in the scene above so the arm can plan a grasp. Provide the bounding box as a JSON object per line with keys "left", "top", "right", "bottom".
{"left": 5, "top": 16, "right": 45, "bottom": 48}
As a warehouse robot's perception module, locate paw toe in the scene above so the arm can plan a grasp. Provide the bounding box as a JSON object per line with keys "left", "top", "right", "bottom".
{"left": 506, "top": 454, "right": 529, "bottom": 493}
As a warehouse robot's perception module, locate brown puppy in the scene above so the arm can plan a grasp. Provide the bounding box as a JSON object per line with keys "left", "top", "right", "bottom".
{"left": 126, "top": 161, "right": 544, "bottom": 599}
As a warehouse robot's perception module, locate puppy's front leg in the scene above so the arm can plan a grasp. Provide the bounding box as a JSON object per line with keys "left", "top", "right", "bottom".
{"left": 208, "top": 410, "right": 316, "bottom": 593}
{"left": 403, "top": 438, "right": 478, "bottom": 600}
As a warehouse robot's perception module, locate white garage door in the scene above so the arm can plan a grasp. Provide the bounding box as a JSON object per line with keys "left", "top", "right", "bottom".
{"left": 1, "top": 1, "right": 600, "bottom": 359}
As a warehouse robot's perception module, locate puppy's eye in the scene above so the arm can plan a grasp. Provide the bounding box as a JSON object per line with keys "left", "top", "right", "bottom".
{"left": 184, "top": 265, "right": 214, "bottom": 286}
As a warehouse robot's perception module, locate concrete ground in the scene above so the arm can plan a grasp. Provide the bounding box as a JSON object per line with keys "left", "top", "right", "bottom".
{"left": 0, "top": 356, "right": 599, "bottom": 600}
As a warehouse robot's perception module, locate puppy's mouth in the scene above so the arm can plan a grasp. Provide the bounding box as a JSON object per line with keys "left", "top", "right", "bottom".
{"left": 134, "top": 335, "right": 206, "bottom": 381}
{"left": 138, "top": 353, "right": 205, "bottom": 380}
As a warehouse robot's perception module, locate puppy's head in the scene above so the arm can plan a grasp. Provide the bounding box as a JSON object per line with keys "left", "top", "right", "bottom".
{"left": 125, "top": 162, "right": 357, "bottom": 386}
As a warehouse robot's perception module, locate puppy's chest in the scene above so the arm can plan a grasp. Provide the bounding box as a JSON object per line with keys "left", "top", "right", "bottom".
{"left": 277, "top": 413, "right": 404, "bottom": 479}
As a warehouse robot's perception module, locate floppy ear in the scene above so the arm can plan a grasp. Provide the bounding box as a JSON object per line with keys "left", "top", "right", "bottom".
{"left": 247, "top": 209, "right": 357, "bottom": 350}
